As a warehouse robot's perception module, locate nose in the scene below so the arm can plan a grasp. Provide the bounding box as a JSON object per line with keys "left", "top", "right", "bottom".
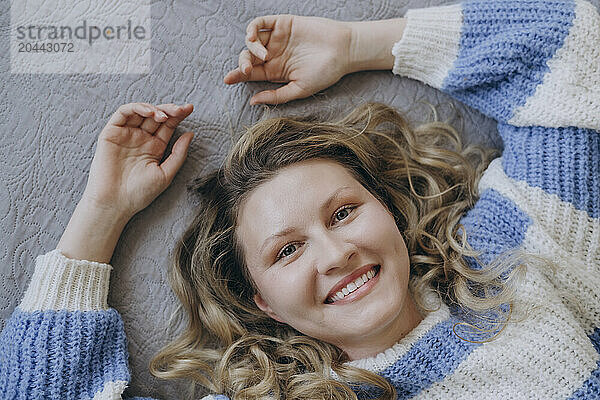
{"left": 314, "top": 229, "right": 356, "bottom": 275}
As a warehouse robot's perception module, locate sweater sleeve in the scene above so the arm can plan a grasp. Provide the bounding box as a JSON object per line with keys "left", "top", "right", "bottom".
{"left": 392, "top": 0, "right": 600, "bottom": 130}
{"left": 0, "top": 250, "right": 230, "bottom": 400}
{"left": 0, "top": 249, "right": 160, "bottom": 399}
{"left": 392, "top": 0, "right": 600, "bottom": 265}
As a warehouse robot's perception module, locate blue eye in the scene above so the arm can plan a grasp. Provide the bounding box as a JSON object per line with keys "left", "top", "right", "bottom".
{"left": 274, "top": 205, "right": 357, "bottom": 262}
{"left": 332, "top": 205, "right": 355, "bottom": 225}
{"left": 276, "top": 243, "right": 300, "bottom": 261}
{"left": 331, "top": 206, "right": 357, "bottom": 225}
{"left": 275, "top": 243, "right": 300, "bottom": 262}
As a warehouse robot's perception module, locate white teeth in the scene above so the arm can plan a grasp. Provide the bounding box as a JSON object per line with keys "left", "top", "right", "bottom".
{"left": 327, "top": 266, "right": 379, "bottom": 304}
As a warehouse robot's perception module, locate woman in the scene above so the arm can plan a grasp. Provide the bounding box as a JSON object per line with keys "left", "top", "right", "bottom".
{"left": 1, "top": 0, "right": 598, "bottom": 399}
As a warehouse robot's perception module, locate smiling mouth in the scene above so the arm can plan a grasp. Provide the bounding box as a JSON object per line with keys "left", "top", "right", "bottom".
{"left": 324, "top": 265, "right": 381, "bottom": 304}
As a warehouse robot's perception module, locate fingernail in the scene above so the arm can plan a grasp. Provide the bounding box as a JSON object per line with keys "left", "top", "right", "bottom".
{"left": 158, "top": 111, "right": 167, "bottom": 118}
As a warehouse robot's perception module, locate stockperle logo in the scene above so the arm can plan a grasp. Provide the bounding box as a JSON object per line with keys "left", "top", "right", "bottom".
{"left": 11, "top": 0, "right": 151, "bottom": 74}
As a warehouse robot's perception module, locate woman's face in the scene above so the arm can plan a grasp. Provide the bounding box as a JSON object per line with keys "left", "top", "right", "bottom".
{"left": 236, "top": 159, "right": 422, "bottom": 360}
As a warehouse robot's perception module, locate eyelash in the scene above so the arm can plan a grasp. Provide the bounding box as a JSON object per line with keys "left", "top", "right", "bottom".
{"left": 274, "top": 205, "right": 357, "bottom": 261}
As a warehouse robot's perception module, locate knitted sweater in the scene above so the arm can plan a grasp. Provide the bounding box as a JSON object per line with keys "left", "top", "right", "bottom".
{"left": 1, "top": 0, "right": 599, "bottom": 398}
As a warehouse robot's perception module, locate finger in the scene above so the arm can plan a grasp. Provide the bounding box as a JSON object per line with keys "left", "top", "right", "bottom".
{"left": 109, "top": 103, "right": 153, "bottom": 127}
{"left": 123, "top": 113, "right": 144, "bottom": 128}
{"left": 257, "top": 29, "right": 271, "bottom": 45}
{"left": 122, "top": 103, "right": 168, "bottom": 127}
{"left": 238, "top": 49, "right": 261, "bottom": 76}
{"left": 130, "top": 103, "right": 169, "bottom": 132}
{"left": 155, "top": 103, "right": 194, "bottom": 144}
{"left": 250, "top": 81, "right": 306, "bottom": 105}
{"left": 246, "top": 16, "right": 278, "bottom": 58}
{"left": 246, "top": 16, "right": 278, "bottom": 40}
{"left": 110, "top": 103, "right": 168, "bottom": 127}
{"left": 139, "top": 115, "right": 162, "bottom": 134}
{"left": 142, "top": 103, "right": 169, "bottom": 123}
{"left": 224, "top": 64, "right": 268, "bottom": 85}
{"left": 245, "top": 35, "right": 268, "bottom": 61}
{"left": 160, "top": 132, "right": 194, "bottom": 184}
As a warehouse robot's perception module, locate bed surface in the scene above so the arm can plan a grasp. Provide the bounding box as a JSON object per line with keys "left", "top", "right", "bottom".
{"left": 3, "top": 0, "right": 597, "bottom": 398}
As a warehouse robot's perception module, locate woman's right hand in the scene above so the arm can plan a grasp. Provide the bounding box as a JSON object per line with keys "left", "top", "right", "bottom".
{"left": 57, "top": 102, "right": 195, "bottom": 263}
{"left": 83, "top": 102, "right": 195, "bottom": 219}
{"left": 223, "top": 15, "right": 353, "bottom": 105}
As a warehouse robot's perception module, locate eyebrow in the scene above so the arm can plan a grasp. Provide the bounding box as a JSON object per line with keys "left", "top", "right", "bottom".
{"left": 258, "top": 185, "right": 355, "bottom": 257}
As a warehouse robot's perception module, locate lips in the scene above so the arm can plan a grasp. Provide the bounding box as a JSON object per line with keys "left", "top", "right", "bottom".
{"left": 325, "top": 264, "right": 379, "bottom": 302}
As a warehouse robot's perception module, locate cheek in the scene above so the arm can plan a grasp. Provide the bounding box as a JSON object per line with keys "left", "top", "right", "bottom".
{"left": 256, "top": 269, "right": 315, "bottom": 313}
{"left": 362, "top": 206, "right": 404, "bottom": 246}
{"left": 360, "top": 207, "right": 410, "bottom": 275}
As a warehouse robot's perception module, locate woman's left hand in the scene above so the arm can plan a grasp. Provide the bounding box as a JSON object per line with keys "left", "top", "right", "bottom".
{"left": 223, "top": 15, "right": 352, "bottom": 105}
{"left": 82, "top": 102, "right": 195, "bottom": 220}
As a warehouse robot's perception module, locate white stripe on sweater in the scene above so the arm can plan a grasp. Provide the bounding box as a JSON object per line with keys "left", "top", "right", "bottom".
{"left": 508, "top": 0, "right": 600, "bottom": 129}
{"left": 19, "top": 249, "right": 112, "bottom": 312}
{"left": 391, "top": 3, "right": 462, "bottom": 89}
{"left": 92, "top": 380, "right": 128, "bottom": 400}
{"left": 521, "top": 223, "right": 600, "bottom": 333}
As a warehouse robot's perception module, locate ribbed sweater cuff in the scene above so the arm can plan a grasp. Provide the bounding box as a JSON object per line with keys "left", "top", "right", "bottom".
{"left": 19, "top": 249, "right": 113, "bottom": 312}
{"left": 392, "top": 3, "right": 463, "bottom": 89}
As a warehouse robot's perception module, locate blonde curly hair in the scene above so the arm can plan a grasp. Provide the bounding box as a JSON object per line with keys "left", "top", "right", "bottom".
{"left": 149, "top": 102, "right": 532, "bottom": 399}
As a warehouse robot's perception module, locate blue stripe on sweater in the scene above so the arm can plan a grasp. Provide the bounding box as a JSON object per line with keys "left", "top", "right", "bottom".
{"left": 499, "top": 124, "right": 600, "bottom": 218}
{"left": 0, "top": 308, "right": 130, "bottom": 399}
{"left": 459, "top": 188, "right": 531, "bottom": 267}
{"left": 380, "top": 317, "right": 482, "bottom": 399}
{"left": 354, "top": 317, "right": 483, "bottom": 399}
{"left": 567, "top": 327, "right": 600, "bottom": 399}
{"left": 589, "top": 327, "right": 600, "bottom": 354}
{"left": 442, "top": 0, "right": 575, "bottom": 123}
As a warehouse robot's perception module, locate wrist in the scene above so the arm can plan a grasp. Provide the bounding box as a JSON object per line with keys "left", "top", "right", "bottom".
{"left": 79, "top": 192, "right": 134, "bottom": 222}
{"left": 346, "top": 18, "right": 407, "bottom": 73}
{"left": 57, "top": 196, "right": 131, "bottom": 263}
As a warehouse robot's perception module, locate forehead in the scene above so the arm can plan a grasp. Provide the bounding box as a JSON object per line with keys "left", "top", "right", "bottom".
{"left": 236, "top": 159, "right": 363, "bottom": 257}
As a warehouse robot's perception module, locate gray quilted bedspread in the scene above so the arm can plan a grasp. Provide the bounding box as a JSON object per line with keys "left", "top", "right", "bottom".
{"left": 3, "top": 0, "right": 596, "bottom": 398}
